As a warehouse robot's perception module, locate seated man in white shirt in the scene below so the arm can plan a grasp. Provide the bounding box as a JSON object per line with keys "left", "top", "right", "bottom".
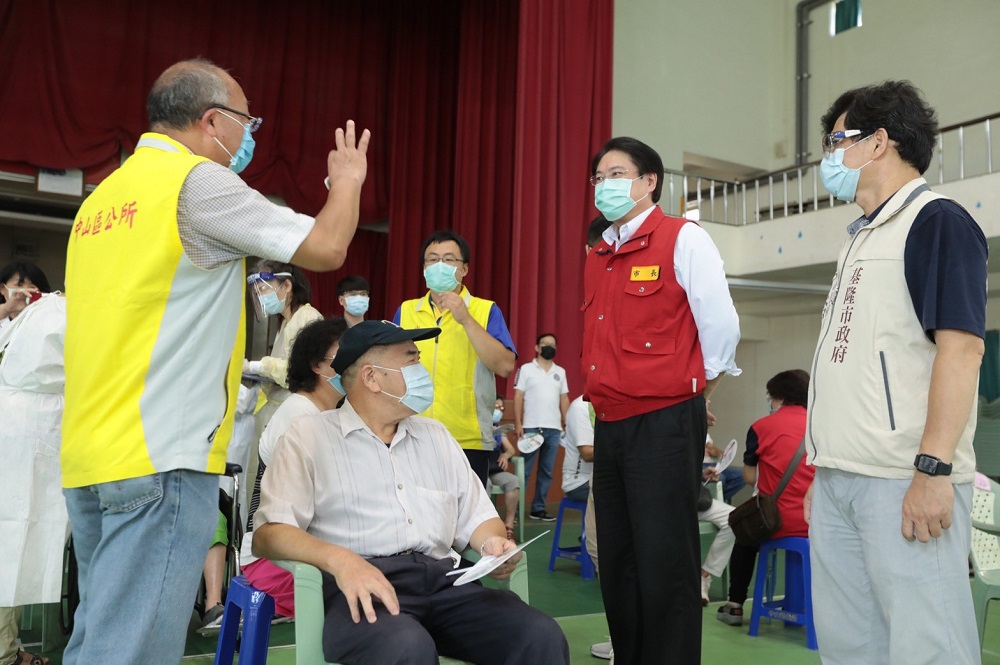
{"left": 253, "top": 320, "right": 569, "bottom": 665}
{"left": 562, "top": 395, "right": 594, "bottom": 502}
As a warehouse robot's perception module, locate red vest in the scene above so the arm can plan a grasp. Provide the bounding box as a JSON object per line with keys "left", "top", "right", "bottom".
{"left": 751, "top": 405, "right": 813, "bottom": 539}
{"left": 581, "top": 207, "right": 705, "bottom": 421}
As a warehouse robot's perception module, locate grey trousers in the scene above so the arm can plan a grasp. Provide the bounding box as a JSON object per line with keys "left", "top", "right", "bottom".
{"left": 810, "top": 468, "right": 980, "bottom": 665}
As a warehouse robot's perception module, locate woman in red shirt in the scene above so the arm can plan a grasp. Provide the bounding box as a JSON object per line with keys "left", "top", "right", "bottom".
{"left": 717, "top": 369, "right": 814, "bottom": 626}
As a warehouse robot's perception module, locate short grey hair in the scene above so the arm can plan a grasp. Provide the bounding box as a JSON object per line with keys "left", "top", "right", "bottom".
{"left": 147, "top": 58, "right": 230, "bottom": 131}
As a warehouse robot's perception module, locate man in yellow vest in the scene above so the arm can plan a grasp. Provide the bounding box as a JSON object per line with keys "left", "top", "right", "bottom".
{"left": 393, "top": 231, "right": 516, "bottom": 484}
{"left": 61, "top": 58, "right": 370, "bottom": 664}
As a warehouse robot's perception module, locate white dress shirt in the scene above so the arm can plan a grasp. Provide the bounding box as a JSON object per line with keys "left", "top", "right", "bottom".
{"left": 561, "top": 396, "right": 594, "bottom": 492}
{"left": 256, "top": 399, "right": 499, "bottom": 560}
{"left": 602, "top": 206, "right": 741, "bottom": 380}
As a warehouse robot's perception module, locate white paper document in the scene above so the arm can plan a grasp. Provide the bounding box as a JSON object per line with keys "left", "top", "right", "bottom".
{"left": 446, "top": 531, "right": 549, "bottom": 586}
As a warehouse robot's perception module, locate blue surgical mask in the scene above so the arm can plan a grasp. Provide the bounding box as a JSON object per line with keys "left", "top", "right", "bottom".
{"left": 259, "top": 291, "right": 285, "bottom": 316}
{"left": 493, "top": 409, "right": 503, "bottom": 425}
{"left": 372, "top": 363, "right": 434, "bottom": 414}
{"left": 213, "top": 112, "right": 256, "bottom": 174}
{"left": 594, "top": 176, "right": 648, "bottom": 222}
{"left": 329, "top": 374, "right": 345, "bottom": 394}
{"left": 819, "top": 134, "right": 874, "bottom": 202}
{"left": 344, "top": 295, "right": 369, "bottom": 317}
{"left": 423, "top": 261, "right": 459, "bottom": 293}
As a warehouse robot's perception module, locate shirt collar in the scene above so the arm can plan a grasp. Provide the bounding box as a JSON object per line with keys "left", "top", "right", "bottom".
{"left": 602, "top": 205, "right": 657, "bottom": 250}
{"left": 414, "top": 285, "right": 472, "bottom": 312}
{"left": 338, "top": 398, "right": 412, "bottom": 448}
{"left": 136, "top": 132, "right": 194, "bottom": 155}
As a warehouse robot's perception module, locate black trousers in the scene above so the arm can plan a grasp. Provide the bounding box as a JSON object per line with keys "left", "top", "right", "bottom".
{"left": 321, "top": 552, "right": 568, "bottom": 665}
{"left": 463, "top": 449, "right": 491, "bottom": 488}
{"left": 726, "top": 541, "right": 760, "bottom": 605}
{"left": 593, "top": 396, "right": 707, "bottom": 665}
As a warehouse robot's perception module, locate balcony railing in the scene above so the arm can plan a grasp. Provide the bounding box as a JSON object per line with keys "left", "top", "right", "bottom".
{"left": 661, "top": 111, "right": 1000, "bottom": 226}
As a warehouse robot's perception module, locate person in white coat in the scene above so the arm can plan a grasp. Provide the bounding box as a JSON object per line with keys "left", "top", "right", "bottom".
{"left": 0, "top": 291, "right": 69, "bottom": 665}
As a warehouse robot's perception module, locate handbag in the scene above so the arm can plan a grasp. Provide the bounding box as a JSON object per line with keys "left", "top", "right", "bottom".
{"left": 697, "top": 485, "right": 713, "bottom": 512}
{"left": 727, "top": 438, "right": 806, "bottom": 547}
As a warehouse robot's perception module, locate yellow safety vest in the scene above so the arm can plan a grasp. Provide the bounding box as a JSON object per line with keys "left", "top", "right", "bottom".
{"left": 399, "top": 288, "right": 495, "bottom": 450}
{"left": 62, "top": 133, "right": 244, "bottom": 487}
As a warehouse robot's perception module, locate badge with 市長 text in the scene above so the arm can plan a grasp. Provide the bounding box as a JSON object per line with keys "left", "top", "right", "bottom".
{"left": 629, "top": 265, "right": 660, "bottom": 281}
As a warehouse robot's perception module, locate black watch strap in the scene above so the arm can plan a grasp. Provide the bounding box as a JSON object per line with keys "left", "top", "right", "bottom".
{"left": 914, "top": 453, "right": 952, "bottom": 477}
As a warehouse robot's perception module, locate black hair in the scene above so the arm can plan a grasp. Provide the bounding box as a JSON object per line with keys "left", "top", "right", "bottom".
{"left": 766, "top": 369, "right": 810, "bottom": 408}
{"left": 420, "top": 230, "right": 470, "bottom": 264}
{"left": 586, "top": 215, "right": 611, "bottom": 247}
{"left": 0, "top": 262, "right": 51, "bottom": 303}
{"left": 820, "top": 80, "right": 938, "bottom": 174}
{"left": 536, "top": 333, "right": 557, "bottom": 346}
{"left": 591, "top": 136, "right": 664, "bottom": 203}
{"left": 336, "top": 275, "right": 371, "bottom": 297}
{"left": 286, "top": 317, "right": 349, "bottom": 393}
{"left": 251, "top": 260, "right": 312, "bottom": 312}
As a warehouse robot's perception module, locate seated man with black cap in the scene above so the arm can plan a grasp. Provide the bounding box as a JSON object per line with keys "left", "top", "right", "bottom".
{"left": 253, "top": 320, "right": 569, "bottom": 665}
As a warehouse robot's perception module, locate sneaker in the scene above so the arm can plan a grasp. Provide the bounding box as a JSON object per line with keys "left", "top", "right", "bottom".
{"left": 700, "top": 574, "right": 712, "bottom": 606}
{"left": 529, "top": 510, "right": 556, "bottom": 521}
{"left": 716, "top": 603, "right": 743, "bottom": 626}
{"left": 197, "top": 603, "right": 226, "bottom": 635}
{"left": 590, "top": 640, "right": 613, "bottom": 660}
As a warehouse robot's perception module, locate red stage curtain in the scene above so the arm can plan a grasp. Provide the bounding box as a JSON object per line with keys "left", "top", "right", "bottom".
{"left": 306, "top": 229, "right": 389, "bottom": 319}
{"left": 509, "top": 0, "right": 614, "bottom": 396}
{"left": 0, "top": 0, "right": 394, "bottom": 219}
{"left": 0, "top": 0, "right": 614, "bottom": 396}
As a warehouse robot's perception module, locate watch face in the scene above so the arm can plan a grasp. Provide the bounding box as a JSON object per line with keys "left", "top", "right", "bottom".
{"left": 917, "top": 456, "right": 937, "bottom": 474}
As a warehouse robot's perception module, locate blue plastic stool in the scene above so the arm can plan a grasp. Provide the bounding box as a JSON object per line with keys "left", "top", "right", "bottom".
{"left": 548, "top": 497, "right": 596, "bottom": 580}
{"left": 214, "top": 575, "right": 275, "bottom": 665}
{"left": 748, "top": 536, "right": 817, "bottom": 650}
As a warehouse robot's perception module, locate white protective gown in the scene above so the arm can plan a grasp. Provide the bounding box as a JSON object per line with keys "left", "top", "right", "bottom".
{"left": 0, "top": 294, "right": 70, "bottom": 605}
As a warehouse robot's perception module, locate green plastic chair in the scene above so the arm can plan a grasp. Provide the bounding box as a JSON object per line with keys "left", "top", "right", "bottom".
{"left": 971, "top": 475, "right": 1000, "bottom": 649}
{"left": 275, "top": 550, "right": 529, "bottom": 665}
{"left": 490, "top": 455, "right": 525, "bottom": 542}
{"left": 973, "top": 416, "right": 1000, "bottom": 479}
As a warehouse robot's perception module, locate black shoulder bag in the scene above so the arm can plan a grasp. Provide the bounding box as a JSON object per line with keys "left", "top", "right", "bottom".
{"left": 727, "top": 438, "right": 806, "bottom": 547}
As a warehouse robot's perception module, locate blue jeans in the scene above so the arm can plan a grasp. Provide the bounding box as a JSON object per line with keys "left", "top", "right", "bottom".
{"left": 521, "top": 427, "right": 561, "bottom": 513}
{"left": 63, "top": 469, "right": 219, "bottom": 665}
{"left": 565, "top": 481, "right": 590, "bottom": 503}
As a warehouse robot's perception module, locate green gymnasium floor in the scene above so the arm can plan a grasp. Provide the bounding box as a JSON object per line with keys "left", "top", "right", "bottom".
{"left": 21, "top": 517, "right": 1000, "bottom": 664}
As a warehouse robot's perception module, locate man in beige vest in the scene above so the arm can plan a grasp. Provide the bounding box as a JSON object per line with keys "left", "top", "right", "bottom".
{"left": 806, "top": 80, "right": 987, "bottom": 664}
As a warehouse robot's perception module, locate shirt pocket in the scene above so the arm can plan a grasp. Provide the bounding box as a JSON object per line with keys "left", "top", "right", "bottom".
{"left": 409, "top": 486, "right": 458, "bottom": 552}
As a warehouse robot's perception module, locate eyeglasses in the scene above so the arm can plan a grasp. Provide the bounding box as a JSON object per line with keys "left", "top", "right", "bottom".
{"left": 821, "top": 129, "right": 867, "bottom": 156}
{"left": 589, "top": 168, "right": 639, "bottom": 186}
{"left": 213, "top": 104, "right": 264, "bottom": 133}
{"left": 423, "top": 255, "right": 465, "bottom": 267}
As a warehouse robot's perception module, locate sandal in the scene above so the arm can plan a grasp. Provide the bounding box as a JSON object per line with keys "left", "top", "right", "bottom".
{"left": 505, "top": 526, "right": 516, "bottom": 542}
{"left": 16, "top": 651, "right": 49, "bottom": 665}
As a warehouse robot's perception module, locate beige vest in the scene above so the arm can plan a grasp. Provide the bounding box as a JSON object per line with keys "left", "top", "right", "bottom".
{"left": 806, "top": 178, "right": 978, "bottom": 483}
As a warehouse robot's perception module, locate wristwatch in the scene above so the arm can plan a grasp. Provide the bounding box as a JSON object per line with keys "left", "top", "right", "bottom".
{"left": 914, "top": 453, "right": 952, "bottom": 477}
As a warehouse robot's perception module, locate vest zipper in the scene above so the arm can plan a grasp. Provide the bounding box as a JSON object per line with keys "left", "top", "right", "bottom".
{"left": 879, "top": 351, "right": 896, "bottom": 431}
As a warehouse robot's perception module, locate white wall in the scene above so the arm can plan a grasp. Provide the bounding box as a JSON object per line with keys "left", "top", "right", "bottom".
{"left": 613, "top": 0, "right": 791, "bottom": 173}
{"left": 614, "top": 0, "right": 1000, "bottom": 173}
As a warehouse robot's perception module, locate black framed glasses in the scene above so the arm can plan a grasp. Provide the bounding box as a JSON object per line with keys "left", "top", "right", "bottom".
{"left": 212, "top": 104, "right": 263, "bottom": 133}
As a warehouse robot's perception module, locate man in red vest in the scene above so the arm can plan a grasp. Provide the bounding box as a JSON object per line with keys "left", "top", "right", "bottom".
{"left": 582, "top": 137, "right": 741, "bottom": 665}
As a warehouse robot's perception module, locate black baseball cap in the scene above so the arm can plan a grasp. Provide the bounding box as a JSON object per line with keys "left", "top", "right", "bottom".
{"left": 332, "top": 320, "right": 440, "bottom": 374}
